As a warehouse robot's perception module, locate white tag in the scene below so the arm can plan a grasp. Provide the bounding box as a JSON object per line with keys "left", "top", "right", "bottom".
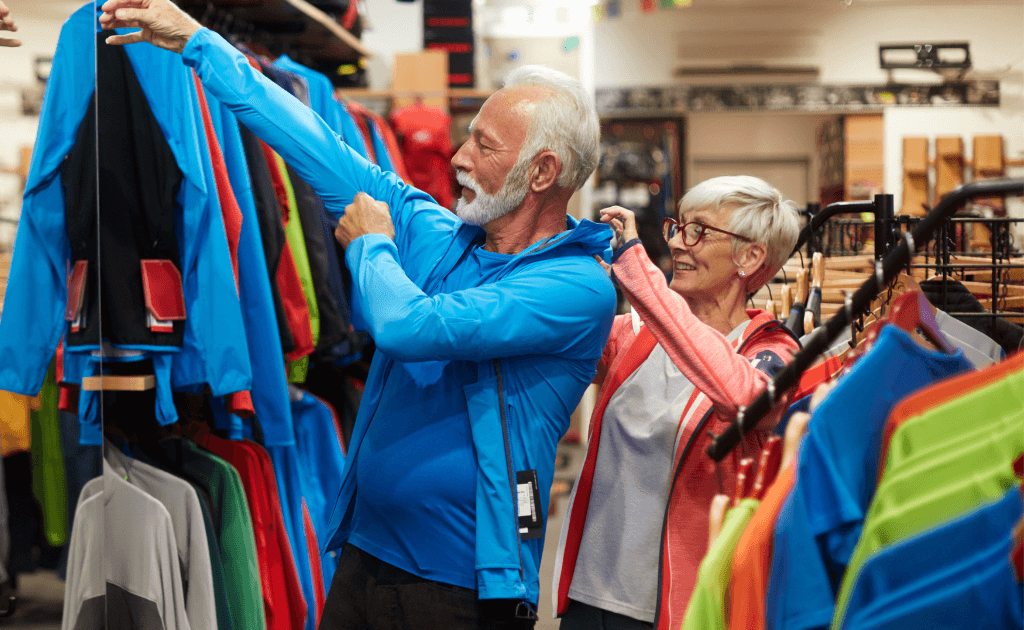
{"left": 147, "top": 311, "right": 174, "bottom": 333}
{"left": 517, "top": 483, "right": 533, "bottom": 518}
{"left": 631, "top": 306, "right": 642, "bottom": 336}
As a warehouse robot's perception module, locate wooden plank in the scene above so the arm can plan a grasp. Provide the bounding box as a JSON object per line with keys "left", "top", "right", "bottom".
{"left": 82, "top": 375, "right": 156, "bottom": 392}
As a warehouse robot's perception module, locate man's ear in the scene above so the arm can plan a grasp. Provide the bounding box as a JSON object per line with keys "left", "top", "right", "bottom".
{"left": 529, "top": 150, "right": 562, "bottom": 193}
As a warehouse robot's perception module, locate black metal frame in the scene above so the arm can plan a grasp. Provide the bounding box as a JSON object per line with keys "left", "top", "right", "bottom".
{"left": 707, "top": 177, "right": 1024, "bottom": 462}
{"left": 791, "top": 194, "right": 897, "bottom": 262}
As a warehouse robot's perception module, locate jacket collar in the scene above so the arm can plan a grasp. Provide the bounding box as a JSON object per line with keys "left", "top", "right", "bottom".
{"left": 451, "top": 215, "right": 612, "bottom": 264}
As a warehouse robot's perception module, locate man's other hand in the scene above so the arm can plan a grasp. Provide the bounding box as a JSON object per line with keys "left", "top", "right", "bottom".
{"left": 98, "top": 0, "right": 202, "bottom": 53}
{"left": 0, "top": 1, "right": 21, "bottom": 47}
{"left": 335, "top": 192, "right": 396, "bottom": 248}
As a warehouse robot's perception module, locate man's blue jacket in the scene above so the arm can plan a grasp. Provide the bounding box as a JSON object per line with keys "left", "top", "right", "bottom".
{"left": 184, "top": 27, "right": 617, "bottom": 605}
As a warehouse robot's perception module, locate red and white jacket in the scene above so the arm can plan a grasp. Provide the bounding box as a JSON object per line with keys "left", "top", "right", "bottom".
{"left": 552, "top": 243, "right": 798, "bottom": 629}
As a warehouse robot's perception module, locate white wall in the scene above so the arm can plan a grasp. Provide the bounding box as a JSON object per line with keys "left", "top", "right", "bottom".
{"left": 593, "top": 1, "right": 1024, "bottom": 215}
{"left": 686, "top": 113, "right": 829, "bottom": 205}
{"left": 359, "top": 0, "right": 424, "bottom": 91}
{"left": 0, "top": 12, "right": 69, "bottom": 246}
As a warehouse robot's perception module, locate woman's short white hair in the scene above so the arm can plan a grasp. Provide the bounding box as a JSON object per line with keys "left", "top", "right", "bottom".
{"left": 499, "top": 65, "right": 600, "bottom": 191}
{"left": 678, "top": 175, "right": 801, "bottom": 292}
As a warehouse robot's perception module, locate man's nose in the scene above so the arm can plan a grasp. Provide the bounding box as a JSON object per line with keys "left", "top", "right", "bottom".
{"left": 451, "top": 143, "right": 471, "bottom": 171}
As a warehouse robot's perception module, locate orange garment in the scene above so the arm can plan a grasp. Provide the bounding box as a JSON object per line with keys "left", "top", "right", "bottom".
{"left": 345, "top": 101, "right": 377, "bottom": 164}
{"left": 0, "top": 390, "right": 31, "bottom": 456}
{"left": 792, "top": 355, "right": 843, "bottom": 401}
{"left": 727, "top": 462, "right": 797, "bottom": 630}
{"left": 878, "top": 350, "right": 1023, "bottom": 480}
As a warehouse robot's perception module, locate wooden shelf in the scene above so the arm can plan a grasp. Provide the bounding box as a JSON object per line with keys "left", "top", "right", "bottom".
{"left": 180, "top": 0, "right": 370, "bottom": 61}
{"left": 335, "top": 88, "right": 494, "bottom": 103}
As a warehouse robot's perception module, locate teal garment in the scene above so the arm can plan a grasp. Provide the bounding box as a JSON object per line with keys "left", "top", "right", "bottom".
{"left": 30, "top": 360, "right": 66, "bottom": 547}
{"left": 194, "top": 484, "right": 238, "bottom": 630}
{"left": 682, "top": 498, "right": 760, "bottom": 630}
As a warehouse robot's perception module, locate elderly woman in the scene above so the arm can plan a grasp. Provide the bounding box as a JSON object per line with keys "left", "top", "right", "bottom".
{"left": 553, "top": 176, "right": 801, "bottom": 630}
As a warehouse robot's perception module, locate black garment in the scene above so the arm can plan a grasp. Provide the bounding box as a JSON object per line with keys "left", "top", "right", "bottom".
{"left": 285, "top": 163, "right": 350, "bottom": 356}
{"left": 61, "top": 31, "right": 185, "bottom": 348}
{"left": 3, "top": 453, "right": 39, "bottom": 580}
{"left": 304, "top": 362, "right": 364, "bottom": 450}
{"left": 320, "top": 544, "right": 537, "bottom": 630}
{"left": 920, "top": 278, "right": 1024, "bottom": 354}
{"left": 559, "top": 601, "right": 653, "bottom": 630}
{"left": 237, "top": 121, "right": 296, "bottom": 357}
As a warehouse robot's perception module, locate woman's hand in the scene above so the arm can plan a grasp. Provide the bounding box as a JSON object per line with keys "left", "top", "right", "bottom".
{"left": 98, "top": 0, "right": 202, "bottom": 53}
{"left": 0, "top": 1, "right": 21, "bottom": 47}
{"left": 598, "top": 206, "right": 640, "bottom": 247}
{"left": 335, "top": 192, "right": 396, "bottom": 248}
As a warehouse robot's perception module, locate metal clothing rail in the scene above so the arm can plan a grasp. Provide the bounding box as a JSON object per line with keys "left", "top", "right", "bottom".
{"left": 791, "top": 194, "right": 896, "bottom": 261}
{"left": 707, "top": 177, "right": 1024, "bottom": 462}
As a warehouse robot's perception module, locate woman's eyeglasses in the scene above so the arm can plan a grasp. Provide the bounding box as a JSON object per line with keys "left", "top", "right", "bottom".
{"left": 661, "top": 218, "right": 753, "bottom": 247}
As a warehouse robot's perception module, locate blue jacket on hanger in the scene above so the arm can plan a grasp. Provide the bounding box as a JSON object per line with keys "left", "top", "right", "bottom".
{"left": 0, "top": 4, "right": 251, "bottom": 445}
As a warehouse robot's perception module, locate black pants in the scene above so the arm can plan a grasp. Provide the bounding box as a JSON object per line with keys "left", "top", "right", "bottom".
{"left": 320, "top": 543, "right": 537, "bottom": 630}
{"left": 559, "top": 600, "right": 653, "bottom": 630}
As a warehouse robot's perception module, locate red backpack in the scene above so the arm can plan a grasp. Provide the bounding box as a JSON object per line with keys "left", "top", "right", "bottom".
{"left": 389, "top": 103, "right": 455, "bottom": 209}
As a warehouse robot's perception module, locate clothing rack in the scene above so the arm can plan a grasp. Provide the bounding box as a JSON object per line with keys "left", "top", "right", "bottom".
{"left": 896, "top": 212, "right": 1024, "bottom": 322}
{"left": 791, "top": 195, "right": 896, "bottom": 260}
{"left": 707, "top": 177, "right": 1024, "bottom": 462}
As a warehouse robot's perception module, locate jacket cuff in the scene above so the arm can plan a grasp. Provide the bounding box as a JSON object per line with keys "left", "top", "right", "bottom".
{"left": 181, "top": 27, "right": 214, "bottom": 68}
{"left": 477, "top": 567, "right": 529, "bottom": 601}
{"left": 344, "top": 233, "right": 397, "bottom": 270}
{"left": 611, "top": 238, "right": 642, "bottom": 264}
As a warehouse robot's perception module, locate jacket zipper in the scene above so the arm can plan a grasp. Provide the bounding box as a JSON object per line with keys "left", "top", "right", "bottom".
{"left": 493, "top": 359, "right": 526, "bottom": 585}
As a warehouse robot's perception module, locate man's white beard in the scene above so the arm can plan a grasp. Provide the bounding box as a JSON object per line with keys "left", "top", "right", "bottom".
{"left": 455, "top": 170, "right": 528, "bottom": 227}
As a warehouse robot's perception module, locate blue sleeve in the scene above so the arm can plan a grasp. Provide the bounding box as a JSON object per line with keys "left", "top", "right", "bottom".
{"left": 344, "top": 234, "right": 616, "bottom": 363}
{"left": 0, "top": 7, "right": 94, "bottom": 396}
{"left": 181, "top": 29, "right": 438, "bottom": 248}
{"left": 766, "top": 488, "right": 836, "bottom": 630}
{"left": 0, "top": 176, "right": 71, "bottom": 396}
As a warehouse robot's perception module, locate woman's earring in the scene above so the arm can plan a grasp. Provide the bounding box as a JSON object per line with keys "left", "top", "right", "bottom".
{"left": 738, "top": 270, "right": 747, "bottom": 277}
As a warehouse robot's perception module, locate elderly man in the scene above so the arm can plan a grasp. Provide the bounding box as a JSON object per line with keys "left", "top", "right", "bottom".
{"left": 99, "top": 1, "right": 616, "bottom": 628}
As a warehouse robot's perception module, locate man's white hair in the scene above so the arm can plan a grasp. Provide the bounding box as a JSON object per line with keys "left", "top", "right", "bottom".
{"left": 678, "top": 175, "right": 801, "bottom": 292}
{"left": 498, "top": 65, "right": 600, "bottom": 191}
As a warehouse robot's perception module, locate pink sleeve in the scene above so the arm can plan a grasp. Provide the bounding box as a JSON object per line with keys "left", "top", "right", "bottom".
{"left": 610, "top": 243, "right": 793, "bottom": 417}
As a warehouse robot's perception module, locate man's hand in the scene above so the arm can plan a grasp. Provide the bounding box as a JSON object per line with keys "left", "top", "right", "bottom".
{"left": 335, "top": 192, "right": 395, "bottom": 248}
{"left": 0, "top": 1, "right": 21, "bottom": 48}
{"left": 98, "top": 0, "right": 202, "bottom": 53}
{"left": 598, "top": 206, "right": 640, "bottom": 247}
